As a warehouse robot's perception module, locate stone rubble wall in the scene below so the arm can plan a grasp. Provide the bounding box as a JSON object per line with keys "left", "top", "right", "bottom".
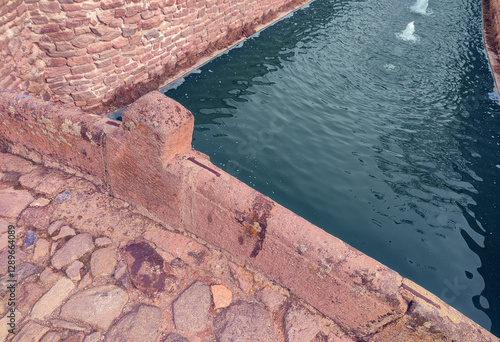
{"left": 1, "top": 89, "right": 498, "bottom": 341}
{"left": 0, "top": 0, "right": 309, "bottom": 110}
{"left": 483, "top": 0, "right": 500, "bottom": 89}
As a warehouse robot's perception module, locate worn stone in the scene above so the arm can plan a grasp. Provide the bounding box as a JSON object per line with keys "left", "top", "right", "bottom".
{"left": 30, "top": 197, "right": 51, "bottom": 207}
{"left": 48, "top": 220, "right": 65, "bottom": 235}
{"left": 173, "top": 281, "right": 210, "bottom": 332}
{"left": 0, "top": 153, "right": 35, "bottom": 174}
{"left": 90, "top": 247, "right": 117, "bottom": 277}
{"left": 35, "top": 171, "right": 69, "bottom": 195}
{"left": 60, "top": 285, "right": 128, "bottom": 330}
{"left": 285, "top": 305, "right": 319, "bottom": 342}
{"left": 39, "top": 267, "right": 60, "bottom": 287}
{"left": 113, "top": 259, "right": 127, "bottom": 280}
{"left": 31, "top": 277, "right": 75, "bottom": 320}
{"left": 104, "top": 304, "right": 162, "bottom": 342}
{"left": 83, "top": 332, "right": 101, "bottom": 342}
{"left": 123, "top": 242, "right": 177, "bottom": 295}
{"left": 34, "top": 238, "right": 51, "bottom": 262}
{"left": 0, "top": 188, "right": 34, "bottom": 217}
{"left": 95, "top": 237, "right": 112, "bottom": 247}
{"left": 258, "top": 287, "right": 287, "bottom": 312}
{"left": 213, "top": 301, "right": 277, "bottom": 342}
{"left": 12, "top": 321, "right": 49, "bottom": 342}
{"left": 211, "top": 285, "right": 232, "bottom": 309}
{"left": 41, "top": 331, "right": 63, "bottom": 342}
{"left": 52, "top": 225, "right": 76, "bottom": 240}
{"left": 17, "top": 282, "right": 45, "bottom": 314}
{"left": 66, "top": 260, "right": 84, "bottom": 281}
{"left": 19, "top": 167, "right": 50, "bottom": 189}
{"left": 0, "top": 309, "right": 23, "bottom": 339}
{"left": 0, "top": 263, "right": 40, "bottom": 295}
{"left": 51, "top": 233, "right": 94, "bottom": 269}
{"left": 0, "top": 219, "right": 9, "bottom": 234}
{"left": 63, "top": 332, "right": 85, "bottom": 342}
{"left": 229, "top": 262, "right": 254, "bottom": 294}
{"left": 18, "top": 206, "right": 51, "bottom": 230}
{"left": 164, "top": 332, "right": 189, "bottom": 342}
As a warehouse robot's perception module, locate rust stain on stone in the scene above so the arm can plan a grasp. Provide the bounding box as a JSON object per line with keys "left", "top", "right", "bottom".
{"left": 236, "top": 195, "right": 274, "bottom": 258}
{"left": 123, "top": 242, "right": 177, "bottom": 296}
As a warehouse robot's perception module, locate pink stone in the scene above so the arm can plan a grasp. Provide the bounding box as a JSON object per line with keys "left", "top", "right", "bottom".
{"left": 0, "top": 188, "right": 34, "bottom": 218}
{"left": 211, "top": 285, "right": 232, "bottom": 309}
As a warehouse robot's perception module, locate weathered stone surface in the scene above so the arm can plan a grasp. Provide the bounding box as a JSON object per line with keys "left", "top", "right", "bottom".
{"left": 40, "top": 267, "right": 60, "bottom": 287}
{"left": 0, "top": 263, "right": 40, "bottom": 295}
{"left": 48, "top": 220, "right": 65, "bottom": 235}
{"left": 83, "top": 332, "right": 101, "bottom": 342}
{"left": 0, "top": 309, "right": 23, "bottom": 339}
{"left": 0, "top": 153, "right": 35, "bottom": 174}
{"left": 258, "top": 287, "right": 287, "bottom": 312}
{"left": 17, "top": 282, "right": 45, "bottom": 314}
{"left": 0, "top": 188, "right": 34, "bottom": 217}
{"left": 213, "top": 301, "right": 277, "bottom": 342}
{"left": 30, "top": 197, "right": 51, "bottom": 207}
{"left": 164, "top": 332, "right": 189, "bottom": 342}
{"left": 211, "top": 285, "right": 232, "bottom": 309}
{"left": 63, "top": 332, "right": 85, "bottom": 342}
{"left": 123, "top": 242, "right": 177, "bottom": 295}
{"left": 284, "top": 305, "right": 319, "bottom": 342}
{"left": 66, "top": 260, "right": 84, "bottom": 281}
{"left": 12, "top": 321, "right": 49, "bottom": 342}
{"left": 31, "top": 277, "right": 75, "bottom": 320}
{"left": 52, "top": 225, "right": 76, "bottom": 240}
{"left": 19, "top": 167, "right": 51, "bottom": 189}
{"left": 173, "top": 281, "right": 210, "bottom": 332}
{"left": 90, "top": 247, "right": 117, "bottom": 277}
{"left": 60, "top": 285, "right": 128, "bottom": 330}
{"left": 229, "top": 262, "right": 254, "bottom": 294}
{"left": 18, "top": 206, "right": 51, "bottom": 230}
{"left": 50, "top": 319, "right": 87, "bottom": 332}
{"left": 94, "top": 237, "right": 112, "bottom": 247}
{"left": 35, "top": 171, "right": 69, "bottom": 195}
{"left": 51, "top": 233, "right": 94, "bottom": 269}
{"left": 104, "top": 304, "right": 162, "bottom": 342}
{"left": 40, "top": 331, "right": 63, "bottom": 342}
{"left": 34, "top": 238, "right": 51, "bottom": 262}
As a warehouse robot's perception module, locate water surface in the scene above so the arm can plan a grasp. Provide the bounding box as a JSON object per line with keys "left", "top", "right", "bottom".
{"left": 164, "top": 0, "right": 500, "bottom": 333}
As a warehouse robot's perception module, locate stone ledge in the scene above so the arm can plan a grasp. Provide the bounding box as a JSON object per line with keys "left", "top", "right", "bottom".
{"left": 0, "top": 90, "right": 498, "bottom": 341}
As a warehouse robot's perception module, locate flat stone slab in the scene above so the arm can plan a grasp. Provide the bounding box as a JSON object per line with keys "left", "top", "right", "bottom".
{"left": 17, "top": 206, "right": 52, "bottom": 230}
{"left": 173, "top": 281, "right": 211, "bottom": 332}
{"left": 213, "top": 301, "right": 277, "bottom": 342}
{"left": 285, "top": 305, "right": 319, "bottom": 342}
{"left": 104, "top": 304, "right": 162, "bottom": 342}
{"left": 51, "top": 233, "right": 94, "bottom": 269}
{"left": 31, "top": 277, "right": 75, "bottom": 320}
{"left": 0, "top": 188, "right": 34, "bottom": 218}
{"left": 90, "top": 247, "right": 117, "bottom": 277}
{"left": 11, "top": 321, "right": 49, "bottom": 342}
{"left": 60, "top": 285, "right": 128, "bottom": 331}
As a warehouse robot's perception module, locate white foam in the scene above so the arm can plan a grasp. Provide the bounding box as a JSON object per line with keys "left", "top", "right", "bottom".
{"left": 397, "top": 21, "right": 418, "bottom": 42}
{"left": 411, "top": 0, "right": 431, "bottom": 15}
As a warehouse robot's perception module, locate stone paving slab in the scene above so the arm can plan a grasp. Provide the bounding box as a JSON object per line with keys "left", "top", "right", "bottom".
{"left": 0, "top": 152, "right": 352, "bottom": 342}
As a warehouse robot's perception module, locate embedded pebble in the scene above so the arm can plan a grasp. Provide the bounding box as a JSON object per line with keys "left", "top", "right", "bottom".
{"left": 51, "top": 233, "right": 94, "bottom": 270}
{"left": 173, "top": 281, "right": 211, "bottom": 332}
{"left": 52, "top": 225, "right": 76, "bottom": 241}
{"left": 66, "top": 260, "right": 84, "bottom": 281}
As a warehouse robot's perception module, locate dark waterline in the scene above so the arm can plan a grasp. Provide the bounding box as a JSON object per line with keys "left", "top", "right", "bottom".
{"left": 164, "top": 0, "right": 500, "bottom": 334}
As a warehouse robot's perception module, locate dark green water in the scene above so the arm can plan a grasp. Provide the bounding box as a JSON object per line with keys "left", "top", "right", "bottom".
{"left": 164, "top": 0, "right": 500, "bottom": 334}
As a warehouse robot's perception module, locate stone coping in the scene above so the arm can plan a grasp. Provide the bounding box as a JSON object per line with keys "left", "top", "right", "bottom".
{"left": 0, "top": 90, "right": 498, "bottom": 341}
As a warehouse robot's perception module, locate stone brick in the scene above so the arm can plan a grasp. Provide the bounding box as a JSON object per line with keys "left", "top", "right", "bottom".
{"left": 45, "top": 29, "right": 75, "bottom": 41}
{"left": 55, "top": 41, "right": 74, "bottom": 52}
{"left": 45, "top": 65, "right": 71, "bottom": 78}
{"left": 65, "top": 17, "right": 91, "bottom": 28}
{"left": 101, "top": 0, "right": 124, "bottom": 10}
{"left": 31, "top": 16, "right": 49, "bottom": 25}
{"left": 81, "top": 2, "right": 99, "bottom": 10}
{"left": 87, "top": 41, "right": 112, "bottom": 54}
{"left": 114, "top": 8, "right": 126, "bottom": 17}
{"left": 90, "top": 26, "right": 121, "bottom": 41}
{"left": 70, "top": 63, "right": 95, "bottom": 75}
{"left": 71, "top": 90, "right": 95, "bottom": 101}
{"left": 109, "top": 18, "right": 122, "bottom": 28}
{"left": 125, "top": 5, "right": 141, "bottom": 17}
{"left": 115, "top": 57, "right": 129, "bottom": 67}
{"left": 141, "top": 15, "right": 163, "bottom": 30}
{"left": 46, "top": 58, "right": 67, "bottom": 67}
{"left": 97, "top": 11, "right": 114, "bottom": 24}
{"left": 123, "top": 13, "right": 141, "bottom": 24}
{"left": 95, "top": 58, "right": 112, "bottom": 68}
{"left": 46, "top": 49, "right": 76, "bottom": 58}
{"left": 67, "top": 55, "right": 93, "bottom": 66}
{"left": 111, "top": 36, "right": 129, "bottom": 49}
{"left": 33, "top": 23, "right": 59, "bottom": 34}
{"left": 61, "top": 3, "right": 80, "bottom": 11}
{"left": 71, "top": 34, "right": 96, "bottom": 48}
{"left": 121, "top": 26, "right": 137, "bottom": 37}
{"left": 39, "top": 1, "right": 61, "bottom": 13}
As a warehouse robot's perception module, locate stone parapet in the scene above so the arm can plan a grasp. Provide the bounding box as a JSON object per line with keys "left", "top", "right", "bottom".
{"left": 1, "top": 90, "right": 497, "bottom": 340}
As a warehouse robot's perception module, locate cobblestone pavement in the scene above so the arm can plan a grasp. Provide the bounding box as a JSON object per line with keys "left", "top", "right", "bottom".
{"left": 0, "top": 152, "right": 352, "bottom": 342}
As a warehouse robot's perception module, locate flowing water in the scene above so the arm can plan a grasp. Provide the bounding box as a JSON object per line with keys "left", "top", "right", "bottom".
{"left": 163, "top": 0, "right": 500, "bottom": 333}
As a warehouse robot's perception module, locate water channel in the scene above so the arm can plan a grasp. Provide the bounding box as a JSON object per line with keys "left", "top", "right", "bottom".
{"left": 163, "top": 0, "right": 500, "bottom": 333}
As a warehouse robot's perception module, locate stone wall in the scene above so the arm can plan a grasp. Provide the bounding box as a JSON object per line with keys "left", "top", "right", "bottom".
{"left": 0, "top": 0, "right": 309, "bottom": 110}
{"left": 483, "top": 0, "right": 500, "bottom": 89}
{"left": 1, "top": 89, "right": 498, "bottom": 341}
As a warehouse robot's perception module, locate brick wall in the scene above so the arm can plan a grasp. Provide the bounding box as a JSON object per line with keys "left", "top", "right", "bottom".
{"left": 0, "top": 0, "right": 309, "bottom": 110}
